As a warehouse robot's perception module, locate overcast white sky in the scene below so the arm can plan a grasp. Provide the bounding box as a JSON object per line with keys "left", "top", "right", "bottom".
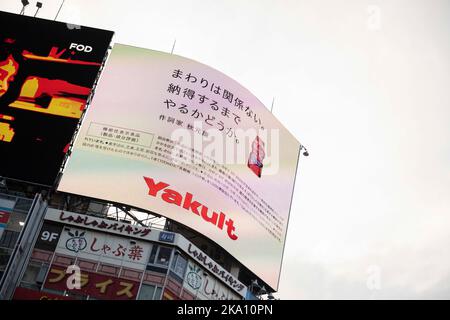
{"left": 2, "top": 0, "right": 449, "bottom": 299}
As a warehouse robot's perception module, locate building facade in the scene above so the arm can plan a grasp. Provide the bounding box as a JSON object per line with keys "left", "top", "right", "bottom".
{"left": 1, "top": 191, "right": 253, "bottom": 300}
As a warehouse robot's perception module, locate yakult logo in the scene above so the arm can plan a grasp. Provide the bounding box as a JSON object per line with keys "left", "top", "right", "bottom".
{"left": 70, "top": 43, "right": 93, "bottom": 53}
{"left": 143, "top": 176, "right": 238, "bottom": 241}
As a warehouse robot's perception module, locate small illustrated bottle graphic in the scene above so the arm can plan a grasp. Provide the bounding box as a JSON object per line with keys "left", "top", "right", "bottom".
{"left": 247, "top": 136, "right": 265, "bottom": 177}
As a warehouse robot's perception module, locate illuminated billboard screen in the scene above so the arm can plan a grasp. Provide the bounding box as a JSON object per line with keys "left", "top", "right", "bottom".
{"left": 58, "top": 43, "right": 300, "bottom": 290}
{"left": 0, "top": 11, "right": 113, "bottom": 185}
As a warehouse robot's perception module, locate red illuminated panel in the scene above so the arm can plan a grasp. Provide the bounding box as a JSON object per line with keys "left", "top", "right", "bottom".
{"left": 0, "top": 211, "right": 11, "bottom": 224}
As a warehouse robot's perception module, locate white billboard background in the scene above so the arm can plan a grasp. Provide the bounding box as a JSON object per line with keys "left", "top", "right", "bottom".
{"left": 58, "top": 43, "right": 300, "bottom": 290}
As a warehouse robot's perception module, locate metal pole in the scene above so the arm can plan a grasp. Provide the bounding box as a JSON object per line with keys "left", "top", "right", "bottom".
{"left": 55, "top": 0, "right": 65, "bottom": 20}
{"left": 171, "top": 39, "right": 177, "bottom": 54}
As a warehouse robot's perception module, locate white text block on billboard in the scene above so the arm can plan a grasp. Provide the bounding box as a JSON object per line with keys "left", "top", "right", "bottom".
{"left": 57, "top": 43, "right": 300, "bottom": 290}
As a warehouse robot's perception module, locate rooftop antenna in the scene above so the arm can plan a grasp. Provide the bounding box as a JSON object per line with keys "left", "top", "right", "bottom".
{"left": 19, "top": 0, "right": 29, "bottom": 15}
{"left": 34, "top": 2, "right": 43, "bottom": 17}
{"left": 54, "top": 0, "right": 65, "bottom": 20}
{"left": 270, "top": 96, "right": 275, "bottom": 113}
{"left": 171, "top": 39, "right": 177, "bottom": 54}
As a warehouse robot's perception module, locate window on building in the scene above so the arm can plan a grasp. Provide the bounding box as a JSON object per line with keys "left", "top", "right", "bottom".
{"left": 20, "top": 263, "right": 49, "bottom": 290}
{"left": 156, "top": 246, "right": 172, "bottom": 266}
{"left": 36, "top": 263, "right": 49, "bottom": 284}
{"left": 22, "top": 264, "right": 40, "bottom": 283}
{"left": 138, "top": 284, "right": 163, "bottom": 300}
{"left": 170, "top": 252, "right": 187, "bottom": 279}
{"left": 148, "top": 245, "right": 158, "bottom": 264}
{"left": 4, "top": 212, "right": 27, "bottom": 233}
{"left": 0, "top": 247, "right": 12, "bottom": 273}
{"left": 154, "top": 286, "right": 163, "bottom": 300}
{"left": 13, "top": 198, "right": 33, "bottom": 214}
{"left": 0, "top": 230, "right": 19, "bottom": 249}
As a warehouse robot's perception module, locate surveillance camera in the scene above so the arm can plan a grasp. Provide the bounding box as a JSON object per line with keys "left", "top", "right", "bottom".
{"left": 303, "top": 151, "right": 309, "bottom": 157}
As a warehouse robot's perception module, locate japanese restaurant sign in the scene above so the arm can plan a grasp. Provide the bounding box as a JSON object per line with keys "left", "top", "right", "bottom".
{"left": 55, "top": 227, "right": 151, "bottom": 270}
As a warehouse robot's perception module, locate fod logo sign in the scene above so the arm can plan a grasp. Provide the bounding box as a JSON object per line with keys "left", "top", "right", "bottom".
{"left": 70, "top": 43, "right": 93, "bottom": 52}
